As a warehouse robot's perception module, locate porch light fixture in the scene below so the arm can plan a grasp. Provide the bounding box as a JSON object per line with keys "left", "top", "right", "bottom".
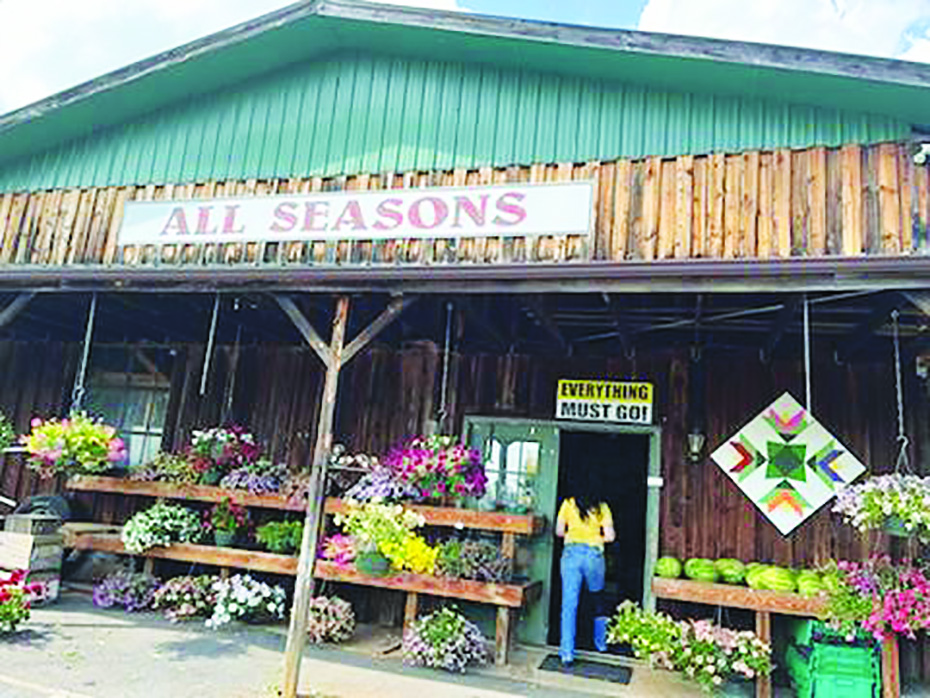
{"left": 687, "top": 428, "right": 706, "bottom": 462}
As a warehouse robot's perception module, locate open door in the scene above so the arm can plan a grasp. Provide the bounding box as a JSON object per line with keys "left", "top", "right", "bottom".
{"left": 464, "top": 417, "right": 559, "bottom": 646}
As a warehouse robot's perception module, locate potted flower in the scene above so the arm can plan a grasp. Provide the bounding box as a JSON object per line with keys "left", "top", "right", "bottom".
{"left": 92, "top": 569, "right": 159, "bottom": 612}
{"left": 0, "top": 569, "right": 45, "bottom": 633}
{"left": 383, "top": 435, "right": 488, "bottom": 504}
{"left": 190, "top": 425, "right": 259, "bottom": 485}
{"left": 152, "top": 575, "right": 218, "bottom": 622}
{"left": 402, "top": 606, "right": 491, "bottom": 673}
{"left": 821, "top": 556, "right": 930, "bottom": 641}
{"left": 21, "top": 411, "right": 126, "bottom": 478}
{"left": 205, "top": 574, "right": 286, "bottom": 628}
{"left": 256, "top": 520, "right": 304, "bottom": 554}
{"left": 833, "top": 474, "right": 930, "bottom": 540}
{"left": 607, "top": 601, "right": 772, "bottom": 692}
{"left": 333, "top": 500, "right": 432, "bottom": 576}
{"left": 121, "top": 501, "right": 203, "bottom": 554}
{"left": 205, "top": 497, "right": 248, "bottom": 547}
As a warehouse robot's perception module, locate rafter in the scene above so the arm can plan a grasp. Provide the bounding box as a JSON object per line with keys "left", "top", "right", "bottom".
{"left": 459, "top": 297, "right": 509, "bottom": 352}
{"left": 762, "top": 295, "right": 801, "bottom": 361}
{"left": 523, "top": 294, "right": 569, "bottom": 354}
{"left": 835, "top": 292, "right": 907, "bottom": 361}
{"left": 0, "top": 293, "right": 35, "bottom": 329}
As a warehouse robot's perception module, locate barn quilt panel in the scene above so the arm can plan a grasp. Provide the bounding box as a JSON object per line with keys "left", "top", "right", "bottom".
{"left": 710, "top": 392, "right": 866, "bottom": 535}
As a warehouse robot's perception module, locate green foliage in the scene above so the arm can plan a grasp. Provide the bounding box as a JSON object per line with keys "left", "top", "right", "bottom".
{"left": 0, "top": 587, "right": 30, "bottom": 633}
{"left": 255, "top": 521, "right": 304, "bottom": 554}
{"left": 130, "top": 452, "right": 200, "bottom": 484}
{"left": 435, "top": 539, "right": 510, "bottom": 583}
{"left": 0, "top": 411, "right": 15, "bottom": 453}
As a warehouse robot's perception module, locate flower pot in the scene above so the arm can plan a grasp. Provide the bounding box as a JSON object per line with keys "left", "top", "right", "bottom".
{"left": 201, "top": 470, "right": 223, "bottom": 486}
{"left": 213, "top": 530, "right": 237, "bottom": 547}
{"left": 355, "top": 551, "right": 392, "bottom": 577}
{"left": 883, "top": 516, "right": 912, "bottom": 538}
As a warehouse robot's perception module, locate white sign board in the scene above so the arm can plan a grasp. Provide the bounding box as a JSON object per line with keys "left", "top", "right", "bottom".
{"left": 555, "top": 379, "right": 654, "bottom": 425}
{"left": 118, "top": 182, "right": 594, "bottom": 246}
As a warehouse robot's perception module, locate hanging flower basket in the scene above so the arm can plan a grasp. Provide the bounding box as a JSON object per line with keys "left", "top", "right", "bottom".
{"left": 833, "top": 474, "right": 930, "bottom": 540}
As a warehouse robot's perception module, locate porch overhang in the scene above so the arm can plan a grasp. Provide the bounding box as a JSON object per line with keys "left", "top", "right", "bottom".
{"left": 0, "top": 256, "right": 927, "bottom": 295}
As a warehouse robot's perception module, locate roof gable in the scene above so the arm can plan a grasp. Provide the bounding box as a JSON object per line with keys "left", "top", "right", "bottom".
{"left": 0, "top": 50, "right": 910, "bottom": 192}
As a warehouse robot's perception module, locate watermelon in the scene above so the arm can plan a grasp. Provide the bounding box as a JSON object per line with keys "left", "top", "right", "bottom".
{"left": 760, "top": 566, "right": 796, "bottom": 592}
{"left": 655, "top": 557, "right": 682, "bottom": 579}
{"left": 746, "top": 565, "right": 770, "bottom": 589}
{"left": 821, "top": 572, "right": 843, "bottom": 594}
{"left": 714, "top": 558, "right": 746, "bottom": 585}
{"left": 797, "top": 576, "right": 825, "bottom": 597}
{"left": 684, "top": 558, "right": 718, "bottom": 583}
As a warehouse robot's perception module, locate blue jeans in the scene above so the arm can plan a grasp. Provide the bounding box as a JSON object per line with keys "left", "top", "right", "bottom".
{"left": 559, "top": 544, "right": 608, "bottom": 663}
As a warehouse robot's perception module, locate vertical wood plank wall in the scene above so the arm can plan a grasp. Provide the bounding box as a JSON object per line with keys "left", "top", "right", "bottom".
{"left": 0, "top": 142, "right": 925, "bottom": 266}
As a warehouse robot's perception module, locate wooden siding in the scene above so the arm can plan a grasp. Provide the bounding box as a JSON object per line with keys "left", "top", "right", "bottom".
{"left": 0, "top": 142, "right": 925, "bottom": 267}
{"left": 4, "top": 336, "right": 930, "bottom": 676}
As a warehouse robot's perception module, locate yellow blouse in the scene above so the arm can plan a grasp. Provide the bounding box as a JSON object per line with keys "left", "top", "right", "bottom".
{"left": 557, "top": 498, "right": 613, "bottom": 550}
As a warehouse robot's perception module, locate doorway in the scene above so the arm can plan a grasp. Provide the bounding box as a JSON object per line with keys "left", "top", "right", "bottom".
{"left": 546, "top": 431, "right": 650, "bottom": 648}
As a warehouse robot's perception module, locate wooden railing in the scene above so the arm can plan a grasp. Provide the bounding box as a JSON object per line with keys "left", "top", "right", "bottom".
{"left": 1, "top": 142, "right": 925, "bottom": 267}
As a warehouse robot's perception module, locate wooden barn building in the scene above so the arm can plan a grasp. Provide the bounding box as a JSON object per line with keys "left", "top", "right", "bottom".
{"left": 2, "top": 0, "right": 930, "bottom": 690}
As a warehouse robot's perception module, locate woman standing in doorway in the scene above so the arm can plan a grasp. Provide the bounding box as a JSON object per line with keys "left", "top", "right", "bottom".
{"left": 555, "top": 479, "right": 615, "bottom": 666}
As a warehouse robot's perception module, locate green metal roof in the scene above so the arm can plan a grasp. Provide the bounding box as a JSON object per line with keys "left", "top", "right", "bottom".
{"left": 0, "top": 0, "right": 926, "bottom": 192}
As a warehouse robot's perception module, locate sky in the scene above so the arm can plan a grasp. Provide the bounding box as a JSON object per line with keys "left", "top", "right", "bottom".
{"left": 1, "top": 0, "right": 930, "bottom": 116}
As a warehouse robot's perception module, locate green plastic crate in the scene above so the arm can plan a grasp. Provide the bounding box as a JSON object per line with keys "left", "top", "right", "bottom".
{"left": 794, "top": 674, "right": 878, "bottom": 698}
{"left": 789, "top": 619, "right": 875, "bottom": 647}
{"left": 810, "top": 643, "right": 880, "bottom": 680}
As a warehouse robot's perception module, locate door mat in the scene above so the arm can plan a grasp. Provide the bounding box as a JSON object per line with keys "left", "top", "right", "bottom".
{"left": 538, "top": 654, "right": 632, "bottom": 684}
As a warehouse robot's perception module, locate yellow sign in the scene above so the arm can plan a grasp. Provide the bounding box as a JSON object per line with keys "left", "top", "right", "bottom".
{"left": 555, "top": 379, "right": 653, "bottom": 424}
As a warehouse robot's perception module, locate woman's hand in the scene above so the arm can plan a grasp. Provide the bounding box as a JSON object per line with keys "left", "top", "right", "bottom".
{"left": 602, "top": 522, "right": 616, "bottom": 544}
{"left": 555, "top": 517, "right": 567, "bottom": 538}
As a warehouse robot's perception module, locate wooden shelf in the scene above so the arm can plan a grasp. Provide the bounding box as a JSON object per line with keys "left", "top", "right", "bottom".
{"left": 67, "top": 475, "right": 307, "bottom": 512}
{"left": 63, "top": 527, "right": 298, "bottom": 576}
{"left": 67, "top": 476, "right": 545, "bottom": 534}
{"left": 313, "top": 560, "right": 541, "bottom": 607}
{"left": 323, "top": 498, "right": 544, "bottom": 534}
{"left": 652, "top": 577, "right": 826, "bottom": 617}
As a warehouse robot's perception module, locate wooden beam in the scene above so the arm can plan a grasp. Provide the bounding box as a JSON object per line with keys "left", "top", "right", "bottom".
{"left": 341, "top": 296, "right": 416, "bottom": 364}
{"left": 523, "top": 294, "right": 569, "bottom": 354}
{"left": 762, "top": 295, "right": 801, "bottom": 361}
{"left": 274, "top": 294, "right": 333, "bottom": 369}
{"left": 459, "top": 297, "right": 508, "bottom": 352}
{"left": 282, "top": 296, "right": 349, "bottom": 698}
{"left": 904, "top": 291, "right": 930, "bottom": 318}
{"left": 602, "top": 293, "right": 633, "bottom": 354}
{"left": 0, "top": 292, "right": 35, "bottom": 329}
{"left": 837, "top": 293, "right": 907, "bottom": 361}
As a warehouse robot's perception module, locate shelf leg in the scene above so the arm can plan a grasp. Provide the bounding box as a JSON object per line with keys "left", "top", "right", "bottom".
{"left": 496, "top": 606, "right": 512, "bottom": 666}
{"left": 755, "top": 611, "right": 771, "bottom": 698}
{"left": 142, "top": 558, "right": 154, "bottom": 577}
{"left": 404, "top": 592, "right": 418, "bottom": 635}
{"left": 219, "top": 567, "right": 230, "bottom": 580}
{"left": 882, "top": 635, "right": 900, "bottom": 698}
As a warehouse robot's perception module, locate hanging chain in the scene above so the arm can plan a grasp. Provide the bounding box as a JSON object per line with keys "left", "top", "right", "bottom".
{"left": 437, "top": 301, "right": 453, "bottom": 432}
{"left": 803, "top": 294, "right": 812, "bottom": 411}
{"left": 71, "top": 292, "right": 98, "bottom": 412}
{"left": 892, "top": 310, "right": 911, "bottom": 473}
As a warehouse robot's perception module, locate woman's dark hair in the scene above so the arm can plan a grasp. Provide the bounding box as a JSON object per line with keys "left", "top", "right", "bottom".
{"left": 571, "top": 470, "right": 604, "bottom": 521}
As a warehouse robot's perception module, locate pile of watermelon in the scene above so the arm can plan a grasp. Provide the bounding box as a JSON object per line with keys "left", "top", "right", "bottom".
{"left": 654, "top": 555, "right": 828, "bottom": 596}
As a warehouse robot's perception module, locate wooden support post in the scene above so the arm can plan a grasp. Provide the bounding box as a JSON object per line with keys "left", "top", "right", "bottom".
{"left": 219, "top": 567, "right": 230, "bottom": 580}
{"left": 882, "top": 635, "right": 900, "bottom": 698}
{"left": 404, "top": 592, "right": 419, "bottom": 633}
{"left": 496, "top": 606, "right": 512, "bottom": 666}
{"left": 282, "top": 296, "right": 349, "bottom": 698}
{"left": 501, "top": 532, "right": 516, "bottom": 577}
{"left": 0, "top": 293, "right": 35, "bottom": 329}
{"left": 754, "top": 611, "right": 771, "bottom": 698}
{"left": 142, "top": 558, "right": 154, "bottom": 577}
